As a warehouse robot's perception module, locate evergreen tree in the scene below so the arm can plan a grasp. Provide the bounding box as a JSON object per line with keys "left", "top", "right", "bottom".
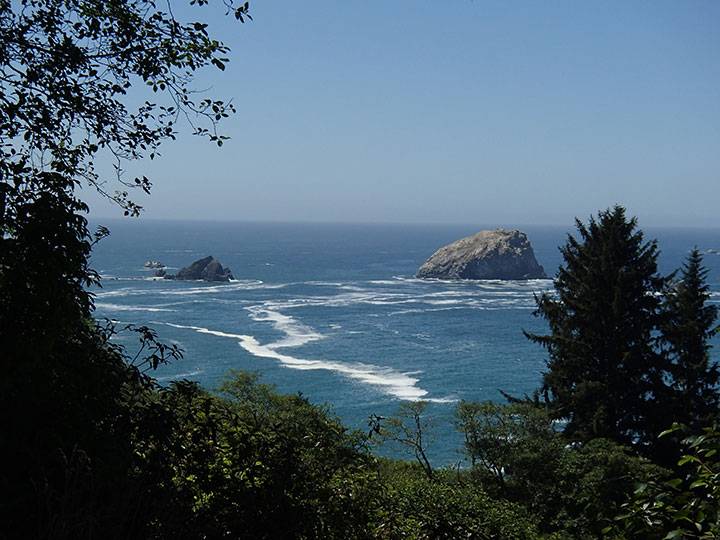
{"left": 660, "top": 248, "right": 719, "bottom": 427}
{"left": 525, "top": 206, "right": 668, "bottom": 452}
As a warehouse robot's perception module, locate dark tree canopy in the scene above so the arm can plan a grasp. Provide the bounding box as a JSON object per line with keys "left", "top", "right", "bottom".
{"left": 526, "top": 206, "right": 669, "bottom": 451}
{"left": 0, "top": 1, "right": 249, "bottom": 537}
{"left": 660, "top": 248, "right": 719, "bottom": 427}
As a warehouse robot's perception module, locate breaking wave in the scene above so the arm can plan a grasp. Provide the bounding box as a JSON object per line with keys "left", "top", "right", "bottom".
{"left": 163, "top": 320, "right": 450, "bottom": 402}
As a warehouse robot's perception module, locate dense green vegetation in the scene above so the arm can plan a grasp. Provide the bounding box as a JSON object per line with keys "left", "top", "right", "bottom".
{"left": 525, "top": 207, "right": 669, "bottom": 454}
{"left": 1, "top": 1, "right": 719, "bottom": 538}
{"left": 525, "top": 207, "right": 720, "bottom": 467}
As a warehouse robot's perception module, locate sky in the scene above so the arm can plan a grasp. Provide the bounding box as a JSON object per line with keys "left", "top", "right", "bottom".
{"left": 83, "top": 0, "right": 720, "bottom": 227}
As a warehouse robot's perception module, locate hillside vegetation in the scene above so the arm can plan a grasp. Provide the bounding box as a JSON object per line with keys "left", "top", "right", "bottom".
{"left": 1, "top": 2, "right": 718, "bottom": 538}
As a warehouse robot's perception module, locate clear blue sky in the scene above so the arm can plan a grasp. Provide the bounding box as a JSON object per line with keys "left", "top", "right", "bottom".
{"left": 84, "top": 0, "right": 720, "bottom": 227}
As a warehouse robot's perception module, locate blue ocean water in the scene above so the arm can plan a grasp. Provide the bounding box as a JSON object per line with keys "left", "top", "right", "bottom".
{"left": 89, "top": 220, "right": 720, "bottom": 465}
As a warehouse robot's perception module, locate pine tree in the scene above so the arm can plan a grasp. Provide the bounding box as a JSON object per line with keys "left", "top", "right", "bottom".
{"left": 660, "top": 248, "right": 719, "bottom": 427}
{"left": 525, "top": 206, "right": 668, "bottom": 451}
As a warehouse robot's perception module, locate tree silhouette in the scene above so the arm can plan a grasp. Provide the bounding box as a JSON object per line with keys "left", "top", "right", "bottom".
{"left": 660, "top": 248, "right": 719, "bottom": 428}
{"left": 0, "top": 2, "right": 249, "bottom": 537}
{"left": 525, "top": 206, "right": 669, "bottom": 453}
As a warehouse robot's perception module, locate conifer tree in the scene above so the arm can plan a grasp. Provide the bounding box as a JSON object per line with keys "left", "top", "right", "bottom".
{"left": 525, "top": 206, "right": 668, "bottom": 452}
{"left": 660, "top": 248, "right": 719, "bottom": 427}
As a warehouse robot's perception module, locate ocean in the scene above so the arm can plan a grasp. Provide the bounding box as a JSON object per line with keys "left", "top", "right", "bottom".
{"left": 89, "top": 219, "right": 720, "bottom": 465}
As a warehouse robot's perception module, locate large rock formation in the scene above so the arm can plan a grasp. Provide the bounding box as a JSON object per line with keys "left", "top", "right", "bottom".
{"left": 158, "top": 255, "right": 234, "bottom": 282}
{"left": 416, "top": 229, "right": 548, "bottom": 280}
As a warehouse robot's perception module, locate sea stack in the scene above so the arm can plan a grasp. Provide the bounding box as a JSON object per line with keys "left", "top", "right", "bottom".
{"left": 159, "top": 255, "right": 234, "bottom": 282}
{"left": 416, "top": 228, "right": 547, "bottom": 280}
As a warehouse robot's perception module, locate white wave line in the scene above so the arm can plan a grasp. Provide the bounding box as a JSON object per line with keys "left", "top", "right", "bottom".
{"left": 94, "top": 280, "right": 266, "bottom": 298}
{"left": 164, "top": 321, "right": 434, "bottom": 401}
{"left": 95, "top": 302, "right": 175, "bottom": 312}
{"left": 156, "top": 369, "right": 204, "bottom": 382}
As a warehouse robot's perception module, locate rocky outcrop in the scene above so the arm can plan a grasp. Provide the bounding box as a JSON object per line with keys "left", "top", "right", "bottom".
{"left": 416, "top": 229, "right": 547, "bottom": 280}
{"left": 161, "top": 256, "right": 234, "bottom": 282}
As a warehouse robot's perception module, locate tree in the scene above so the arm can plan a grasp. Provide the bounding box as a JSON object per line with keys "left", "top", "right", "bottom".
{"left": 454, "top": 401, "right": 666, "bottom": 539}
{"left": 370, "top": 401, "right": 436, "bottom": 480}
{"left": 0, "top": 0, "right": 250, "bottom": 212}
{"left": 138, "top": 371, "right": 378, "bottom": 539}
{"left": 525, "top": 206, "right": 669, "bottom": 452}
{"left": 373, "top": 473, "right": 545, "bottom": 540}
{"left": 0, "top": 1, "right": 250, "bottom": 537}
{"left": 660, "top": 249, "right": 720, "bottom": 428}
{"left": 607, "top": 423, "right": 720, "bottom": 539}
{"left": 454, "top": 401, "right": 558, "bottom": 491}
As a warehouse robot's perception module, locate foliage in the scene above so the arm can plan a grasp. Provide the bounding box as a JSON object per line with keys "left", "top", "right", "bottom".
{"left": 525, "top": 205, "right": 670, "bottom": 453}
{"left": 0, "top": 315, "right": 172, "bottom": 537}
{"left": 3, "top": 0, "right": 718, "bottom": 534}
{"left": 454, "top": 400, "right": 666, "bottom": 539}
{"left": 660, "top": 249, "right": 720, "bottom": 427}
{"left": 370, "top": 401, "right": 436, "bottom": 480}
{"left": 0, "top": 0, "right": 250, "bottom": 215}
{"left": 0, "top": 1, "right": 249, "bottom": 537}
{"left": 135, "top": 371, "right": 379, "bottom": 539}
{"left": 454, "top": 400, "right": 558, "bottom": 490}
{"left": 0, "top": 170, "right": 172, "bottom": 536}
{"left": 553, "top": 438, "right": 668, "bottom": 539}
{"left": 372, "top": 465, "right": 546, "bottom": 540}
{"left": 607, "top": 423, "right": 720, "bottom": 539}
{"left": 650, "top": 249, "right": 720, "bottom": 466}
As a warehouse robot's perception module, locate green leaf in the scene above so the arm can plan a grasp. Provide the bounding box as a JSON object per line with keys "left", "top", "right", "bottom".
{"left": 666, "top": 478, "right": 683, "bottom": 489}
{"left": 660, "top": 425, "right": 681, "bottom": 438}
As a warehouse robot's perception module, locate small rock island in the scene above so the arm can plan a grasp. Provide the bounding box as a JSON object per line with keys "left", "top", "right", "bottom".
{"left": 156, "top": 255, "right": 234, "bottom": 282}
{"left": 416, "top": 228, "right": 548, "bottom": 280}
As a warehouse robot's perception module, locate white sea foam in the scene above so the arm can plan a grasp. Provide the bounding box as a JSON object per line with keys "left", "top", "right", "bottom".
{"left": 95, "top": 302, "right": 175, "bottom": 313}
{"left": 246, "top": 306, "right": 324, "bottom": 348}
{"left": 259, "top": 291, "right": 422, "bottom": 311}
{"left": 164, "top": 319, "right": 436, "bottom": 401}
{"left": 160, "top": 281, "right": 266, "bottom": 296}
{"left": 425, "top": 299, "right": 463, "bottom": 306}
{"left": 166, "top": 322, "right": 251, "bottom": 341}
{"left": 255, "top": 280, "right": 543, "bottom": 312}
{"left": 95, "top": 279, "right": 266, "bottom": 299}
{"left": 156, "top": 369, "right": 203, "bottom": 382}
{"left": 424, "top": 290, "right": 469, "bottom": 297}
{"left": 100, "top": 275, "right": 171, "bottom": 282}
{"left": 390, "top": 276, "right": 427, "bottom": 283}
{"left": 251, "top": 287, "right": 536, "bottom": 314}
{"left": 388, "top": 308, "right": 426, "bottom": 316}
